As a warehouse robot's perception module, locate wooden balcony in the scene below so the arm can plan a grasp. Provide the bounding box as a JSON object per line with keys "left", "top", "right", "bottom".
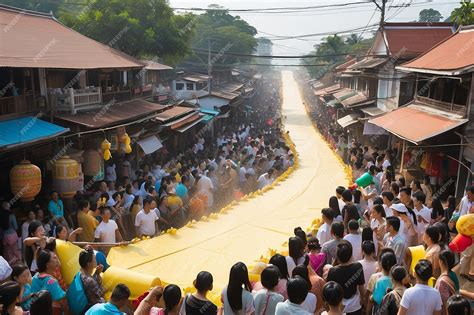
{"left": 417, "top": 96, "right": 468, "bottom": 117}
{"left": 102, "top": 89, "right": 132, "bottom": 104}
{"left": 0, "top": 93, "right": 38, "bottom": 117}
{"left": 51, "top": 87, "right": 102, "bottom": 115}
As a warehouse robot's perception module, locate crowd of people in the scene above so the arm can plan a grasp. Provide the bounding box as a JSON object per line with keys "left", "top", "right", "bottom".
{"left": 0, "top": 72, "right": 473, "bottom": 315}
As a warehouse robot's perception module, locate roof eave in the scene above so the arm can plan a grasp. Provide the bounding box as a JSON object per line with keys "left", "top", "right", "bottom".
{"left": 396, "top": 65, "right": 474, "bottom": 76}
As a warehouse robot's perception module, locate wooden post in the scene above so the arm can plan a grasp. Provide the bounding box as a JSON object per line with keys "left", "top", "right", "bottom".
{"left": 399, "top": 139, "right": 406, "bottom": 174}
{"left": 69, "top": 88, "right": 76, "bottom": 114}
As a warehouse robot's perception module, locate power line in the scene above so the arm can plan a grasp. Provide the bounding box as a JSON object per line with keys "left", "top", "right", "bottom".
{"left": 171, "top": 2, "right": 376, "bottom": 13}
{"left": 190, "top": 48, "right": 361, "bottom": 59}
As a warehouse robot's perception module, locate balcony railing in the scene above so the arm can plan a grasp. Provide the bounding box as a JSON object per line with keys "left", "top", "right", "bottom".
{"left": 50, "top": 87, "right": 102, "bottom": 115}
{"left": 417, "top": 96, "right": 468, "bottom": 117}
{"left": 102, "top": 89, "right": 132, "bottom": 104}
{"left": 0, "top": 93, "right": 38, "bottom": 117}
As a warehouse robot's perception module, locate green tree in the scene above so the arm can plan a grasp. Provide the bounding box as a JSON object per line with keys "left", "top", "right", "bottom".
{"left": 418, "top": 9, "right": 443, "bottom": 22}
{"left": 60, "top": 0, "right": 195, "bottom": 64}
{"left": 451, "top": 0, "right": 474, "bottom": 25}
{"left": 182, "top": 5, "right": 258, "bottom": 69}
{"left": 345, "top": 34, "right": 361, "bottom": 46}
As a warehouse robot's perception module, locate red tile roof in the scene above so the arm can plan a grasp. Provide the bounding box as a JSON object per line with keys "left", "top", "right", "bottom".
{"left": 398, "top": 27, "right": 474, "bottom": 75}
{"left": 0, "top": 5, "right": 143, "bottom": 69}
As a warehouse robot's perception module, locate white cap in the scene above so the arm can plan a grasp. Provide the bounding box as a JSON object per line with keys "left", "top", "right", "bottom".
{"left": 390, "top": 203, "right": 408, "bottom": 214}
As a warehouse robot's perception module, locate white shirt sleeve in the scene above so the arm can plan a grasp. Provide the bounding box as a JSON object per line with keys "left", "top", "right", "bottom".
{"left": 94, "top": 225, "right": 101, "bottom": 239}
{"left": 135, "top": 212, "right": 141, "bottom": 227}
{"left": 434, "top": 291, "right": 443, "bottom": 311}
{"left": 399, "top": 288, "right": 411, "bottom": 309}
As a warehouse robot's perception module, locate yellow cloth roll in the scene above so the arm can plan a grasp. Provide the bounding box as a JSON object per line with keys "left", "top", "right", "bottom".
{"left": 102, "top": 266, "right": 161, "bottom": 300}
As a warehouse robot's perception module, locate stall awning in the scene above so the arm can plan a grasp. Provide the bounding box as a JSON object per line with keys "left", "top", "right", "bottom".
{"left": 337, "top": 114, "right": 361, "bottom": 128}
{"left": 363, "top": 122, "right": 389, "bottom": 135}
{"left": 368, "top": 103, "right": 468, "bottom": 144}
{"left": 175, "top": 116, "right": 205, "bottom": 133}
{"left": 361, "top": 107, "right": 386, "bottom": 117}
{"left": 155, "top": 106, "right": 196, "bottom": 123}
{"left": 56, "top": 99, "right": 169, "bottom": 129}
{"left": 137, "top": 135, "right": 163, "bottom": 155}
{"left": 199, "top": 108, "right": 220, "bottom": 116}
{"left": 0, "top": 116, "right": 69, "bottom": 149}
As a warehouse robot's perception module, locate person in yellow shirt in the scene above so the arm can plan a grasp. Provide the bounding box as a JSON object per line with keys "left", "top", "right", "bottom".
{"left": 77, "top": 199, "right": 99, "bottom": 242}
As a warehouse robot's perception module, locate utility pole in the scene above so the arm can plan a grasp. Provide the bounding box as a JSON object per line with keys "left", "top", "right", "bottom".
{"left": 207, "top": 37, "right": 212, "bottom": 94}
{"left": 372, "top": 0, "right": 387, "bottom": 26}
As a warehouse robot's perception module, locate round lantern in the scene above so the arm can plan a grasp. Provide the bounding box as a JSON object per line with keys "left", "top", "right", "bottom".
{"left": 10, "top": 160, "right": 41, "bottom": 202}
{"left": 83, "top": 150, "right": 102, "bottom": 176}
{"left": 52, "top": 155, "right": 80, "bottom": 198}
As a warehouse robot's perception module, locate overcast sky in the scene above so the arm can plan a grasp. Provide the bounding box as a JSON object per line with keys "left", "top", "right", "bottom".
{"left": 169, "top": 0, "right": 459, "bottom": 55}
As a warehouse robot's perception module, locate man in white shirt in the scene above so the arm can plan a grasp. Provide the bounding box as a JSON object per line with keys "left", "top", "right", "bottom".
{"left": 381, "top": 191, "right": 394, "bottom": 217}
{"left": 275, "top": 277, "right": 311, "bottom": 315}
{"left": 94, "top": 207, "right": 122, "bottom": 244}
{"left": 317, "top": 208, "right": 334, "bottom": 245}
{"left": 343, "top": 220, "right": 363, "bottom": 261}
{"left": 197, "top": 172, "right": 214, "bottom": 208}
{"left": 459, "top": 186, "right": 473, "bottom": 216}
{"left": 335, "top": 186, "right": 346, "bottom": 213}
{"left": 105, "top": 162, "right": 117, "bottom": 182}
{"left": 257, "top": 169, "right": 275, "bottom": 189}
{"left": 413, "top": 192, "right": 432, "bottom": 243}
{"left": 135, "top": 197, "right": 159, "bottom": 237}
{"left": 399, "top": 259, "right": 442, "bottom": 315}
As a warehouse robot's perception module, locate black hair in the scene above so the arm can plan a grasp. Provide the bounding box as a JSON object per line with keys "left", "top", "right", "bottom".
{"left": 431, "top": 198, "right": 444, "bottom": 220}
{"left": 348, "top": 219, "right": 359, "bottom": 231}
{"left": 381, "top": 191, "right": 394, "bottom": 202}
{"left": 373, "top": 204, "right": 386, "bottom": 217}
{"left": 447, "top": 294, "right": 471, "bottom": 315}
{"left": 288, "top": 237, "right": 305, "bottom": 265}
{"left": 28, "top": 220, "right": 43, "bottom": 237}
{"left": 291, "top": 265, "right": 311, "bottom": 291}
{"left": 398, "top": 177, "right": 406, "bottom": 187}
{"left": 163, "top": 284, "right": 181, "bottom": 312}
{"left": 261, "top": 266, "right": 280, "bottom": 290}
{"left": 414, "top": 259, "right": 433, "bottom": 282}
{"left": 286, "top": 277, "right": 309, "bottom": 305}
{"left": 11, "top": 264, "right": 29, "bottom": 281}
{"left": 55, "top": 225, "right": 66, "bottom": 238}
{"left": 78, "top": 199, "right": 90, "bottom": 211}
{"left": 380, "top": 252, "right": 397, "bottom": 272}
{"left": 361, "top": 240, "right": 375, "bottom": 256}
{"left": 391, "top": 182, "right": 400, "bottom": 195}
{"left": 447, "top": 196, "right": 456, "bottom": 210}
{"left": 79, "top": 247, "right": 95, "bottom": 269}
{"left": 0, "top": 281, "right": 21, "bottom": 315}
{"left": 433, "top": 222, "right": 449, "bottom": 247}
{"left": 322, "top": 281, "right": 343, "bottom": 307}
{"left": 143, "top": 196, "right": 154, "bottom": 206}
{"left": 353, "top": 190, "right": 361, "bottom": 204}
{"left": 336, "top": 240, "right": 352, "bottom": 263}
{"left": 413, "top": 191, "right": 426, "bottom": 204}
{"left": 336, "top": 186, "right": 345, "bottom": 195}
{"left": 37, "top": 249, "right": 53, "bottom": 273}
{"left": 412, "top": 180, "right": 422, "bottom": 191}
{"left": 194, "top": 271, "right": 213, "bottom": 292}
{"left": 424, "top": 225, "right": 440, "bottom": 244}
{"left": 362, "top": 227, "right": 373, "bottom": 243}
{"left": 227, "top": 262, "right": 251, "bottom": 312}
{"left": 329, "top": 196, "right": 341, "bottom": 217}
{"left": 331, "top": 222, "right": 345, "bottom": 239}
{"left": 307, "top": 237, "right": 321, "bottom": 251}
{"left": 373, "top": 197, "right": 383, "bottom": 206}
{"left": 386, "top": 216, "right": 400, "bottom": 232}
{"left": 29, "top": 290, "right": 53, "bottom": 315}
{"left": 399, "top": 187, "right": 411, "bottom": 197}
{"left": 110, "top": 283, "right": 131, "bottom": 302}
{"left": 294, "top": 227, "right": 307, "bottom": 246}
{"left": 438, "top": 249, "right": 456, "bottom": 270}
{"left": 391, "top": 266, "right": 407, "bottom": 283}
{"left": 341, "top": 189, "right": 352, "bottom": 202}
{"left": 321, "top": 208, "right": 334, "bottom": 221}
{"left": 269, "top": 254, "right": 289, "bottom": 280}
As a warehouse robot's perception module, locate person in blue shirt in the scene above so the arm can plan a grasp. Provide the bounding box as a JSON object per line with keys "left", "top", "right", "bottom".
{"left": 48, "top": 191, "right": 64, "bottom": 218}
{"left": 176, "top": 175, "right": 190, "bottom": 202}
{"left": 86, "top": 283, "right": 130, "bottom": 314}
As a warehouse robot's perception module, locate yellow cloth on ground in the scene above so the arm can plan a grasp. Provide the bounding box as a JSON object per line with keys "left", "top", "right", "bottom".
{"left": 107, "top": 71, "right": 348, "bottom": 301}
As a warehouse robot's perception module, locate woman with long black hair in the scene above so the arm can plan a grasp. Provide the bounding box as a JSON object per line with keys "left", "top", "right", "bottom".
{"left": 285, "top": 237, "right": 306, "bottom": 277}
{"left": 329, "top": 196, "right": 342, "bottom": 221}
{"left": 221, "top": 262, "right": 254, "bottom": 315}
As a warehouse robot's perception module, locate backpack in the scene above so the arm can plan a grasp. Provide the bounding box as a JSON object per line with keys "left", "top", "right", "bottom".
{"left": 66, "top": 272, "right": 89, "bottom": 315}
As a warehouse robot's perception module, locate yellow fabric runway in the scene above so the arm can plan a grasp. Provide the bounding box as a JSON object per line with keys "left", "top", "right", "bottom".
{"left": 107, "top": 71, "right": 347, "bottom": 293}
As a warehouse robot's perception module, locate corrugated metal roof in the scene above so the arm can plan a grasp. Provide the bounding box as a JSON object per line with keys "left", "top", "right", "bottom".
{"left": 337, "top": 114, "right": 361, "bottom": 128}
{"left": 0, "top": 116, "right": 69, "bottom": 149}
{"left": 142, "top": 60, "right": 173, "bottom": 71}
{"left": 55, "top": 99, "right": 168, "bottom": 129}
{"left": 155, "top": 106, "right": 197, "bottom": 123}
{"left": 348, "top": 58, "right": 388, "bottom": 70}
{"left": 0, "top": 5, "right": 144, "bottom": 69}
{"left": 183, "top": 74, "right": 211, "bottom": 82}
{"left": 368, "top": 103, "right": 468, "bottom": 144}
{"left": 398, "top": 27, "right": 474, "bottom": 75}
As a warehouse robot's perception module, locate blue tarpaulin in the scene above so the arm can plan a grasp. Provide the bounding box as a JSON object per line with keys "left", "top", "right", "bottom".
{"left": 199, "top": 108, "right": 220, "bottom": 116}
{"left": 0, "top": 116, "right": 69, "bottom": 149}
